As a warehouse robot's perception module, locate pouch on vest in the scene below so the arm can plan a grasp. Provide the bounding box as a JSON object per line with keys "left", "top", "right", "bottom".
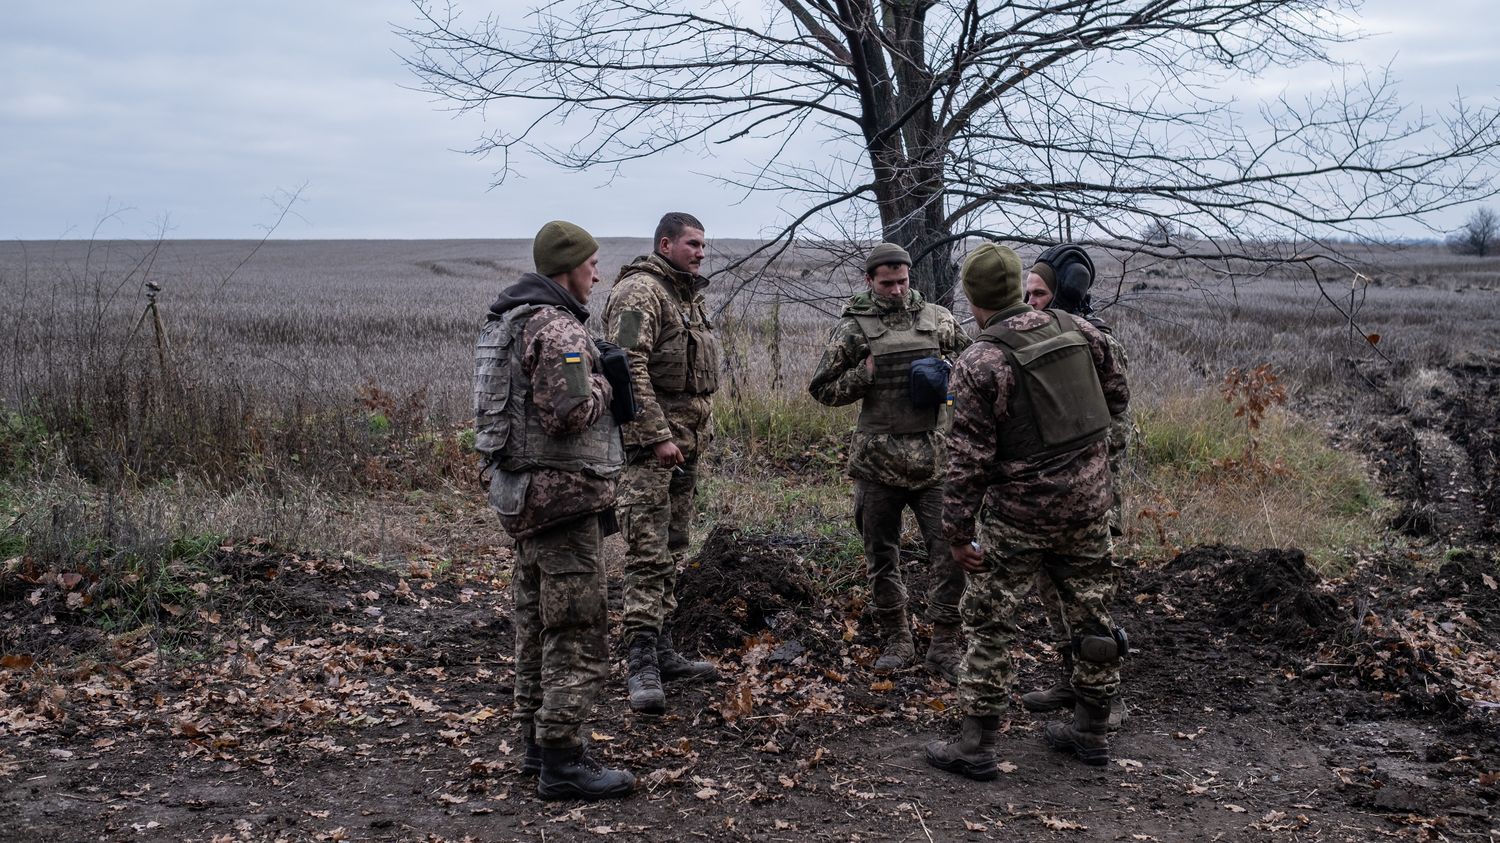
{"left": 594, "top": 339, "right": 638, "bottom": 423}
{"left": 909, "top": 356, "right": 951, "bottom": 409}
{"left": 487, "top": 468, "right": 531, "bottom": 517}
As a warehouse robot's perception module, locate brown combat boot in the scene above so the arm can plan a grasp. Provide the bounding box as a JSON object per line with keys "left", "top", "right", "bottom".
{"left": 872, "top": 607, "right": 915, "bottom": 673}
{"left": 656, "top": 626, "right": 719, "bottom": 682}
{"left": 1043, "top": 698, "right": 1111, "bottom": 766}
{"left": 924, "top": 714, "right": 1001, "bottom": 781}
{"left": 1021, "top": 648, "right": 1075, "bottom": 712}
{"left": 923, "top": 623, "right": 963, "bottom": 683}
{"left": 625, "top": 633, "right": 666, "bottom": 714}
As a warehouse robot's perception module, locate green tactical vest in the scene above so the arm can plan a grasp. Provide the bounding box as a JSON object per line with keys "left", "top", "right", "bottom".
{"left": 976, "top": 309, "right": 1110, "bottom": 461}
{"left": 854, "top": 303, "right": 943, "bottom": 435}
{"left": 641, "top": 272, "right": 721, "bottom": 396}
{"left": 473, "top": 304, "right": 624, "bottom": 477}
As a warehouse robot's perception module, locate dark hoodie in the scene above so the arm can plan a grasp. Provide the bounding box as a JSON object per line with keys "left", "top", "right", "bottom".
{"left": 488, "top": 271, "right": 590, "bottom": 323}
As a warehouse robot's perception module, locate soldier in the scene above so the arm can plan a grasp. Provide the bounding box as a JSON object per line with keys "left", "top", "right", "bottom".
{"left": 474, "top": 221, "right": 634, "bottom": 800}
{"left": 807, "top": 243, "right": 971, "bottom": 680}
{"left": 603, "top": 212, "right": 721, "bottom": 715}
{"left": 925, "top": 242, "right": 1130, "bottom": 780}
{"left": 1019, "top": 245, "right": 1134, "bottom": 729}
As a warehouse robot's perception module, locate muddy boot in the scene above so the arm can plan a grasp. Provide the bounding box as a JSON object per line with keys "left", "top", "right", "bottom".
{"left": 872, "top": 608, "right": 915, "bottom": 673}
{"left": 922, "top": 623, "right": 963, "bottom": 683}
{"left": 520, "top": 724, "right": 541, "bottom": 777}
{"left": 1107, "top": 695, "right": 1128, "bottom": 732}
{"left": 537, "top": 744, "right": 635, "bottom": 801}
{"left": 1043, "top": 699, "right": 1111, "bottom": 767}
{"left": 1021, "top": 649, "right": 1075, "bottom": 712}
{"left": 625, "top": 633, "right": 666, "bottom": 715}
{"left": 924, "top": 715, "right": 1000, "bottom": 781}
{"left": 657, "top": 626, "right": 719, "bottom": 682}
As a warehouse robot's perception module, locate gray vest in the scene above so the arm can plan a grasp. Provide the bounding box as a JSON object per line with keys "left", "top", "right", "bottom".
{"left": 474, "top": 304, "right": 624, "bottom": 476}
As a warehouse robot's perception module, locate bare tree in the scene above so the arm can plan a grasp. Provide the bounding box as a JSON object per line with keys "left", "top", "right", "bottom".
{"left": 400, "top": 1, "right": 1500, "bottom": 305}
{"left": 1448, "top": 207, "right": 1498, "bottom": 257}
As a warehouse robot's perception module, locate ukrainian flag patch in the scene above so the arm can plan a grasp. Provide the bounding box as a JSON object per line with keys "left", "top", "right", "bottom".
{"left": 946, "top": 393, "right": 955, "bottom": 406}
{"left": 563, "top": 351, "right": 584, "bottom": 365}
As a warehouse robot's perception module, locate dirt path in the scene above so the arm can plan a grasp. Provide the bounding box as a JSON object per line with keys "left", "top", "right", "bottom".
{"left": 4, "top": 529, "right": 1497, "bottom": 842}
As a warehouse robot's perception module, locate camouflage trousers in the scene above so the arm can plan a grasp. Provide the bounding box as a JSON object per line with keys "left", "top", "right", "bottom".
{"left": 960, "top": 515, "right": 1120, "bottom": 717}
{"left": 618, "top": 450, "right": 699, "bottom": 638}
{"left": 512, "top": 514, "right": 608, "bottom": 748}
{"left": 853, "top": 479, "right": 964, "bottom": 626}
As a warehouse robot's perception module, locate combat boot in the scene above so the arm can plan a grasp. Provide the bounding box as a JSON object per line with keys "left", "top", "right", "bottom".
{"left": 1043, "top": 698, "right": 1111, "bottom": 767}
{"left": 625, "top": 633, "right": 666, "bottom": 714}
{"left": 1021, "top": 648, "right": 1075, "bottom": 712}
{"left": 873, "top": 608, "right": 915, "bottom": 673}
{"left": 924, "top": 715, "right": 1001, "bottom": 781}
{"left": 1107, "top": 696, "right": 1129, "bottom": 732}
{"left": 520, "top": 723, "right": 541, "bottom": 776}
{"left": 656, "top": 626, "right": 719, "bottom": 682}
{"left": 537, "top": 744, "right": 635, "bottom": 801}
{"left": 922, "top": 623, "right": 963, "bottom": 683}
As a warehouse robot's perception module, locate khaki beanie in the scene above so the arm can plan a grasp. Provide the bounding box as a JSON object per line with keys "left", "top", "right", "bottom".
{"left": 865, "top": 242, "right": 912, "bottom": 273}
{"left": 533, "top": 220, "right": 599, "bottom": 276}
{"left": 1028, "top": 261, "right": 1057, "bottom": 292}
{"left": 961, "top": 243, "right": 1023, "bottom": 310}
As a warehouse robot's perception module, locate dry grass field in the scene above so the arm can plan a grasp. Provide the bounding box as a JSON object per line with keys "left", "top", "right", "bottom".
{"left": 4, "top": 237, "right": 1500, "bottom": 841}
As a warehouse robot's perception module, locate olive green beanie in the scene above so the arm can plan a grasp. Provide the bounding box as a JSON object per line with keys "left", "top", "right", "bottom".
{"left": 865, "top": 242, "right": 912, "bottom": 272}
{"left": 533, "top": 220, "right": 599, "bottom": 276}
{"left": 961, "top": 243, "right": 1023, "bottom": 310}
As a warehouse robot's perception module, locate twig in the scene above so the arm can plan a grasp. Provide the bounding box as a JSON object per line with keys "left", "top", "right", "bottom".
{"left": 910, "top": 801, "right": 934, "bottom": 843}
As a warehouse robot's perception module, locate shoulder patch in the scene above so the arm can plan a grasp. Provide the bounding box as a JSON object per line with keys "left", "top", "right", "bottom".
{"left": 614, "top": 309, "right": 643, "bottom": 349}
{"left": 562, "top": 350, "right": 590, "bottom": 397}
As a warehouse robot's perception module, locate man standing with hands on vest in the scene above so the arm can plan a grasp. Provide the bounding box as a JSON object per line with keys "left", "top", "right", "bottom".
{"left": 604, "top": 212, "right": 722, "bottom": 715}
{"left": 808, "top": 243, "right": 971, "bottom": 681}
{"left": 474, "top": 221, "right": 635, "bottom": 800}
{"left": 925, "top": 242, "right": 1129, "bottom": 780}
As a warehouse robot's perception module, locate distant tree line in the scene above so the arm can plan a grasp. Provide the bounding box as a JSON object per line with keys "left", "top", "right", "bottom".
{"left": 1449, "top": 208, "right": 1498, "bottom": 257}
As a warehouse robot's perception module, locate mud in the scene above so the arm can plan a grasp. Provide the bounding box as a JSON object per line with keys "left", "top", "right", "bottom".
{"left": 1158, "top": 545, "right": 1344, "bottom": 647}
{"left": 672, "top": 526, "right": 822, "bottom": 653}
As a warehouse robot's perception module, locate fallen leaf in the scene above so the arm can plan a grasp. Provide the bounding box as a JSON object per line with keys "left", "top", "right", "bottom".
{"left": 589, "top": 731, "right": 616, "bottom": 742}
{"left": 964, "top": 819, "right": 988, "bottom": 831}
{"left": 438, "top": 793, "right": 468, "bottom": 805}
{"left": 1039, "top": 814, "right": 1087, "bottom": 830}
{"left": 1483, "top": 574, "right": 1497, "bottom": 591}
{"left": 0, "top": 655, "right": 33, "bottom": 670}
{"left": 869, "top": 679, "right": 894, "bottom": 692}
{"left": 694, "top": 787, "right": 718, "bottom": 800}
{"left": 1224, "top": 804, "right": 1247, "bottom": 813}
{"left": 996, "top": 761, "right": 1018, "bottom": 774}
{"left": 1117, "top": 758, "right": 1143, "bottom": 769}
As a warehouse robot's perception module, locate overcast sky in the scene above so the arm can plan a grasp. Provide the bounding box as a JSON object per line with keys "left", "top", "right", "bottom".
{"left": 3, "top": 1, "right": 1497, "bottom": 241}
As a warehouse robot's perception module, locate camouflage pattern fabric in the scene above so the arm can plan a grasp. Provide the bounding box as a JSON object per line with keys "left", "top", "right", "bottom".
{"left": 604, "top": 253, "right": 717, "bottom": 639}
{"left": 854, "top": 479, "right": 964, "bottom": 625}
{"left": 496, "top": 307, "right": 618, "bottom": 540}
{"left": 619, "top": 448, "right": 701, "bottom": 637}
{"left": 1102, "top": 331, "right": 1133, "bottom": 536}
{"left": 512, "top": 515, "right": 609, "bottom": 748}
{"left": 603, "top": 253, "right": 717, "bottom": 451}
{"left": 943, "top": 307, "right": 1129, "bottom": 544}
{"left": 808, "top": 290, "right": 970, "bottom": 489}
{"left": 959, "top": 517, "right": 1120, "bottom": 716}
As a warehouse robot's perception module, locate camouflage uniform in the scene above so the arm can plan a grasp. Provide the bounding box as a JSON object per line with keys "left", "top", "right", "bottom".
{"left": 807, "top": 290, "right": 970, "bottom": 626}
{"left": 476, "top": 273, "right": 622, "bottom": 749}
{"left": 603, "top": 252, "right": 720, "bottom": 639}
{"left": 943, "top": 304, "right": 1129, "bottom": 715}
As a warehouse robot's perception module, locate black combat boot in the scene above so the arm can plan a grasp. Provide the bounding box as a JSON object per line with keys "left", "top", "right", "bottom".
{"left": 924, "top": 714, "right": 1001, "bottom": 781}
{"left": 656, "top": 626, "right": 719, "bottom": 682}
{"left": 537, "top": 744, "right": 635, "bottom": 801}
{"left": 1021, "top": 647, "right": 1076, "bottom": 712}
{"left": 1043, "top": 698, "right": 1111, "bottom": 766}
{"left": 626, "top": 633, "right": 666, "bottom": 714}
{"left": 520, "top": 723, "right": 541, "bottom": 776}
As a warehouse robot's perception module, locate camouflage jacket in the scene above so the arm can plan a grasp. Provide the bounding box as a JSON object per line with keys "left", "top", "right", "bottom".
{"left": 483, "top": 275, "right": 618, "bottom": 539}
{"left": 808, "top": 290, "right": 971, "bottom": 489}
{"left": 603, "top": 253, "right": 719, "bottom": 455}
{"left": 943, "top": 304, "right": 1129, "bottom": 543}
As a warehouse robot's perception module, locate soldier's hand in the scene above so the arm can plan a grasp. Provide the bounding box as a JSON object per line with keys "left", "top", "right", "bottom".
{"left": 653, "top": 439, "right": 685, "bottom": 467}
{"left": 952, "top": 541, "right": 987, "bottom": 573}
{"left": 863, "top": 353, "right": 875, "bottom": 376}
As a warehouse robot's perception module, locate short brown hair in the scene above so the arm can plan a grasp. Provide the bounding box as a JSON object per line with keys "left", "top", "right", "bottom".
{"left": 655, "top": 212, "right": 705, "bottom": 246}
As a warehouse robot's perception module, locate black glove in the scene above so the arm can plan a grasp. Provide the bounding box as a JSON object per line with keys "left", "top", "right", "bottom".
{"left": 909, "top": 356, "right": 952, "bottom": 409}
{"left": 594, "top": 339, "right": 638, "bottom": 423}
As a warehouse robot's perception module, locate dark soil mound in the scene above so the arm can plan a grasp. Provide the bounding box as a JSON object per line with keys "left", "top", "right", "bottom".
{"left": 1162, "top": 545, "right": 1344, "bottom": 647}
{"left": 673, "top": 526, "right": 821, "bottom": 653}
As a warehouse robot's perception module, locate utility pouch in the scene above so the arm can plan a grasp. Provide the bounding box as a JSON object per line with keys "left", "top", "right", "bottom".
{"left": 909, "top": 356, "right": 951, "bottom": 409}
{"left": 595, "top": 339, "right": 638, "bottom": 423}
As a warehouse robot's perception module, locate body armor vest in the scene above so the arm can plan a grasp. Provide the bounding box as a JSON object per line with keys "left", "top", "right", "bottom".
{"left": 642, "top": 274, "right": 721, "bottom": 396}
{"left": 473, "top": 304, "right": 624, "bottom": 477}
{"left": 977, "top": 309, "right": 1110, "bottom": 461}
{"left": 854, "top": 303, "right": 943, "bottom": 435}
